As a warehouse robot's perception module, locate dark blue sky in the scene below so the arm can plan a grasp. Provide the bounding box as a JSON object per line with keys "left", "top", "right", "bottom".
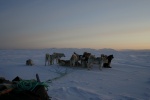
{"left": 0, "top": 0, "right": 150, "bottom": 49}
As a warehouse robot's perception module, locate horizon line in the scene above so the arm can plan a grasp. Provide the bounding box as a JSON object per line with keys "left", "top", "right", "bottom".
{"left": 0, "top": 47, "right": 150, "bottom": 51}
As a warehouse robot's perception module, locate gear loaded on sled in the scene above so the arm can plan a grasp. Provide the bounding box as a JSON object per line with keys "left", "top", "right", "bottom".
{"left": 0, "top": 74, "right": 51, "bottom": 100}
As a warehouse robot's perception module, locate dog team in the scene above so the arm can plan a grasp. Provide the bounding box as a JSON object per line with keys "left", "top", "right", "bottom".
{"left": 44, "top": 52, "right": 114, "bottom": 70}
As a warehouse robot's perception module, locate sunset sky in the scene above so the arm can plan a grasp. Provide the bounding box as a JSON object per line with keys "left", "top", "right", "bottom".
{"left": 0, "top": 0, "right": 150, "bottom": 50}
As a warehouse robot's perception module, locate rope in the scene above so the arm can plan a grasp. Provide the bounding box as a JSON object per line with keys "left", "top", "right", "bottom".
{"left": 47, "top": 72, "right": 67, "bottom": 82}
{"left": 47, "top": 65, "right": 76, "bottom": 83}
{"left": 47, "top": 67, "right": 68, "bottom": 82}
{"left": 15, "top": 65, "right": 75, "bottom": 92}
{"left": 16, "top": 80, "right": 49, "bottom": 91}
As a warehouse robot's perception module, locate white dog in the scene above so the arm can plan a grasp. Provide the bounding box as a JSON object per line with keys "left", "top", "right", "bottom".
{"left": 45, "top": 53, "right": 50, "bottom": 66}
{"left": 70, "top": 54, "right": 78, "bottom": 67}
{"left": 99, "top": 54, "right": 108, "bottom": 70}
{"left": 52, "top": 53, "right": 65, "bottom": 64}
{"left": 87, "top": 55, "right": 96, "bottom": 70}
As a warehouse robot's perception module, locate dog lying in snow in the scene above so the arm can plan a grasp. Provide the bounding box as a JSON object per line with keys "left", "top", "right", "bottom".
{"left": 58, "top": 58, "right": 81, "bottom": 67}
{"left": 26, "top": 59, "right": 34, "bottom": 66}
{"left": 58, "top": 59, "right": 70, "bottom": 66}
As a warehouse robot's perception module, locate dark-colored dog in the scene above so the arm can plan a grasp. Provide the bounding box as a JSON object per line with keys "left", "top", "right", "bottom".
{"left": 82, "top": 52, "right": 91, "bottom": 62}
{"left": 103, "top": 55, "right": 114, "bottom": 68}
{"left": 26, "top": 59, "right": 33, "bottom": 66}
{"left": 58, "top": 59, "right": 70, "bottom": 66}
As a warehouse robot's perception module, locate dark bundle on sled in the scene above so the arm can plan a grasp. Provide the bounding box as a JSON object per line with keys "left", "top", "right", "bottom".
{"left": 0, "top": 74, "right": 50, "bottom": 100}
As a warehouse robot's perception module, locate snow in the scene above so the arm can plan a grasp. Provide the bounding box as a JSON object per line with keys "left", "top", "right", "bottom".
{"left": 0, "top": 48, "right": 150, "bottom": 100}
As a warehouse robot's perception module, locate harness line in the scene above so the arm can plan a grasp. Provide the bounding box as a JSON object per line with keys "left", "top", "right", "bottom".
{"left": 15, "top": 64, "right": 76, "bottom": 92}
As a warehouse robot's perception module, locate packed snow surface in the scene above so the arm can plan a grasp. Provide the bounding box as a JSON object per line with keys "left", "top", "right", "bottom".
{"left": 0, "top": 48, "right": 150, "bottom": 100}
